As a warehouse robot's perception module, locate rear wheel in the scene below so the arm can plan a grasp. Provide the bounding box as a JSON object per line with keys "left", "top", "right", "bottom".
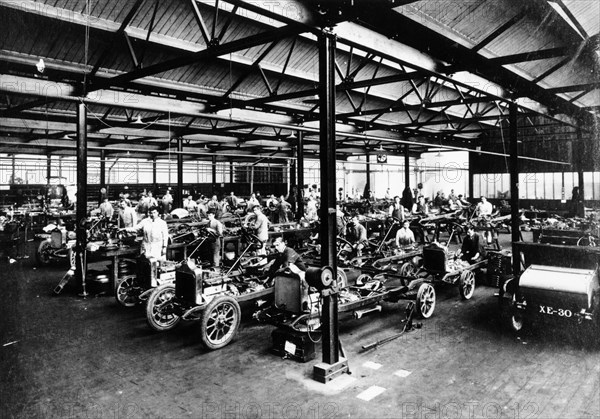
{"left": 415, "top": 283, "right": 436, "bottom": 319}
{"left": 115, "top": 275, "right": 141, "bottom": 307}
{"left": 399, "top": 262, "right": 417, "bottom": 277}
{"left": 36, "top": 241, "right": 52, "bottom": 266}
{"left": 459, "top": 270, "right": 475, "bottom": 300}
{"left": 146, "top": 285, "right": 180, "bottom": 331}
{"left": 200, "top": 296, "right": 241, "bottom": 350}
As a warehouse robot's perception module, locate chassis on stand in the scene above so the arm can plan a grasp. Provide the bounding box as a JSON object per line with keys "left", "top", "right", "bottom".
{"left": 254, "top": 265, "right": 437, "bottom": 335}
{"left": 145, "top": 259, "right": 272, "bottom": 350}
{"left": 418, "top": 245, "right": 485, "bottom": 301}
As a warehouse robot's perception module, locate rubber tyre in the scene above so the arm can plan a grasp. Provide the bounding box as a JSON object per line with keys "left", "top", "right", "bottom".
{"left": 36, "top": 240, "right": 52, "bottom": 266}
{"left": 146, "top": 285, "right": 180, "bottom": 332}
{"left": 200, "top": 296, "right": 241, "bottom": 350}
{"left": 415, "top": 283, "right": 436, "bottom": 319}
{"left": 459, "top": 270, "right": 475, "bottom": 300}
{"left": 399, "top": 262, "right": 416, "bottom": 277}
{"left": 115, "top": 274, "right": 140, "bottom": 307}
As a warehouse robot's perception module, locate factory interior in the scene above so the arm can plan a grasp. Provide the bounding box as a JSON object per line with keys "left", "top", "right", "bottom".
{"left": 1, "top": 1, "right": 599, "bottom": 418}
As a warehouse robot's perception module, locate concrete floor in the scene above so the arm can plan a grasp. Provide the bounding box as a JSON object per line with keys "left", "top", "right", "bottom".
{"left": 1, "top": 233, "right": 599, "bottom": 419}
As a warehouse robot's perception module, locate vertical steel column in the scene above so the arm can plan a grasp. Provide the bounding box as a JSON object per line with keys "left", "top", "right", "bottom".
{"left": 577, "top": 128, "right": 585, "bottom": 217}
{"left": 468, "top": 152, "right": 474, "bottom": 199}
{"left": 100, "top": 150, "right": 106, "bottom": 190}
{"left": 177, "top": 138, "right": 183, "bottom": 207}
{"left": 11, "top": 155, "right": 15, "bottom": 184}
{"left": 509, "top": 102, "right": 520, "bottom": 276}
{"left": 212, "top": 155, "right": 217, "bottom": 195}
{"left": 76, "top": 103, "right": 88, "bottom": 296}
{"left": 46, "top": 154, "right": 51, "bottom": 183}
{"left": 297, "top": 131, "right": 304, "bottom": 220}
{"left": 319, "top": 31, "right": 339, "bottom": 366}
{"left": 404, "top": 145, "right": 410, "bottom": 188}
{"left": 365, "top": 151, "right": 371, "bottom": 198}
{"left": 230, "top": 161, "right": 234, "bottom": 184}
{"left": 152, "top": 157, "right": 157, "bottom": 193}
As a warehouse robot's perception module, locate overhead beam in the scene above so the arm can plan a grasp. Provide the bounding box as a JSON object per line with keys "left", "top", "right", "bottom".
{"left": 472, "top": 9, "right": 528, "bottom": 52}
{"left": 91, "top": 24, "right": 303, "bottom": 90}
{"left": 336, "top": 5, "right": 594, "bottom": 124}
{"left": 489, "top": 46, "right": 571, "bottom": 65}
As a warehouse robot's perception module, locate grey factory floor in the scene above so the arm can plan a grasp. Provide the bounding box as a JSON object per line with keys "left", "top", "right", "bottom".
{"left": 1, "top": 232, "right": 599, "bottom": 419}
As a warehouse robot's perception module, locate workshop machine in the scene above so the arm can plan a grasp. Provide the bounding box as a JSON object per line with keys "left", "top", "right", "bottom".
{"left": 501, "top": 242, "right": 600, "bottom": 335}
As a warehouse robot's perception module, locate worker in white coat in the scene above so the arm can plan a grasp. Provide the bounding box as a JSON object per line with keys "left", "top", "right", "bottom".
{"left": 122, "top": 205, "right": 169, "bottom": 260}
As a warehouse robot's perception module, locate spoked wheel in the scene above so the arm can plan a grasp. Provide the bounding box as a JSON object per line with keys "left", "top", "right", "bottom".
{"left": 146, "top": 285, "right": 180, "bottom": 331}
{"left": 115, "top": 274, "right": 142, "bottom": 307}
{"left": 415, "top": 283, "right": 436, "bottom": 319}
{"left": 399, "top": 262, "right": 417, "bottom": 277}
{"left": 200, "top": 296, "right": 241, "bottom": 350}
{"left": 336, "top": 237, "right": 354, "bottom": 263}
{"left": 36, "top": 241, "right": 52, "bottom": 266}
{"left": 336, "top": 268, "right": 348, "bottom": 289}
{"left": 459, "top": 270, "right": 475, "bottom": 300}
{"left": 577, "top": 235, "right": 598, "bottom": 247}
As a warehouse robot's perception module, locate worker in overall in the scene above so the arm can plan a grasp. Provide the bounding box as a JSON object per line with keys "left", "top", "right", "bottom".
{"left": 265, "top": 236, "right": 307, "bottom": 284}
{"left": 347, "top": 215, "right": 369, "bottom": 257}
{"left": 206, "top": 209, "right": 224, "bottom": 270}
{"left": 245, "top": 205, "right": 269, "bottom": 256}
{"left": 395, "top": 219, "right": 416, "bottom": 247}
{"left": 99, "top": 197, "right": 114, "bottom": 220}
{"left": 122, "top": 205, "right": 169, "bottom": 261}
{"left": 118, "top": 200, "right": 137, "bottom": 228}
{"left": 388, "top": 196, "right": 406, "bottom": 222}
{"left": 455, "top": 224, "right": 486, "bottom": 264}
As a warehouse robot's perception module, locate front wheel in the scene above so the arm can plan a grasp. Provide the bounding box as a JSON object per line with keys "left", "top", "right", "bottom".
{"left": 459, "top": 270, "right": 475, "bottom": 300}
{"left": 200, "top": 296, "right": 241, "bottom": 350}
{"left": 36, "top": 240, "right": 53, "bottom": 266}
{"left": 115, "top": 275, "right": 142, "bottom": 307}
{"left": 415, "top": 283, "right": 436, "bottom": 319}
{"left": 146, "top": 285, "right": 180, "bottom": 331}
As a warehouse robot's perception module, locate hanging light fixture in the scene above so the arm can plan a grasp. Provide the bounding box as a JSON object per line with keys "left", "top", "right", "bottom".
{"left": 133, "top": 115, "right": 143, "bottom": 124}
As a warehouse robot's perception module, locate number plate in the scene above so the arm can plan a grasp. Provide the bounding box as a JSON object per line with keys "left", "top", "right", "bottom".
{"left": 538, "top": 305, "right": 573, "bottom": 318}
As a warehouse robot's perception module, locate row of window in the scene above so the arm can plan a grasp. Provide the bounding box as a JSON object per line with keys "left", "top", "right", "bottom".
{"left": 474, "top": 172, "right": 599, "bottom": 201}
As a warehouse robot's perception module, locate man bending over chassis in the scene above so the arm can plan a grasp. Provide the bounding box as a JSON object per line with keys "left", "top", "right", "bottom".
{"left": 264, "top": 236, "right": 307, "bottom": 286}
{"left": 455, "top": 224, "right": 486, "bottom": 264}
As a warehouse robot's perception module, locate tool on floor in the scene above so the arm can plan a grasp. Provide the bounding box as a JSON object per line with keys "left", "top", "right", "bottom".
{"left": 361, "top": 302, "right": 421, "bottom": 351}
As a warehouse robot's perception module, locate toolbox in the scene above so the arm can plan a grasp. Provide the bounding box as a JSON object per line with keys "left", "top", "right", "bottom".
{"left": 271, "top": 328, "right": 317, "bottom": 363}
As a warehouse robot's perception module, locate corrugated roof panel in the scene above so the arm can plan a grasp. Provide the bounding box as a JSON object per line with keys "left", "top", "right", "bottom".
{"left": 562, "top": 0, "right": 600, "bottom": 37}
{"left": 483, "top": 14, "right": 566, "bottom": 60}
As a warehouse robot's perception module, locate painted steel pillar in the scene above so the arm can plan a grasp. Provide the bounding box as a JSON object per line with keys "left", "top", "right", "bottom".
{"left": 177, "top": 137, "right": 183, "bottom": 207}
{"left": 297, "top": 131, "right": 304, "bottom": 220}
{"left": 509, "top": 102, "right": 520, "bottom": 276}
{"left": 76, "top": 102, "right": 88, "bottom": 296}
{"left": 404, "top": 145, "right": 410, "bottom": 188}
{"left": 152, "top": 157, "right": 157, "bottom": 193}
{"left": 99, "top": 149, "right": 106, "bottom": 189}
{"left": 212, "top": 155, "right": 217, "bottom": 195}
{"left": 318, "top": 30, "right": 339, "bottom": 366}
{"left": 577, "top": 128, "right": 585, "bottom": 217}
